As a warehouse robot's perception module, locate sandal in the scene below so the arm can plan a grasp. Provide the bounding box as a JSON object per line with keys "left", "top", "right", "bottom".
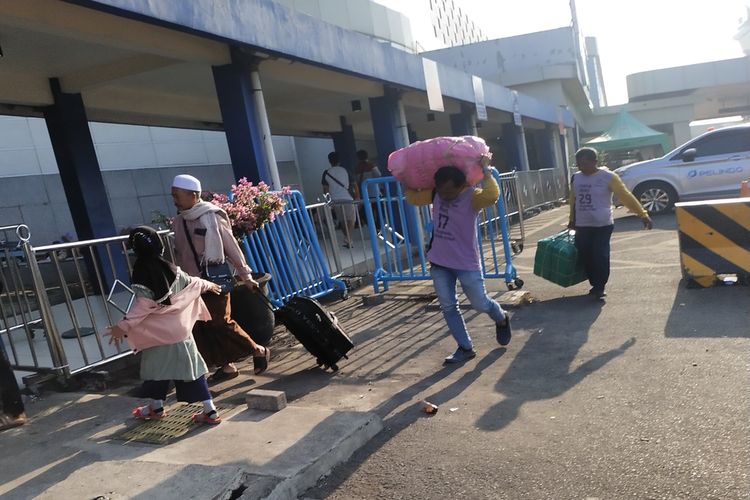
{"left": 0, "top": 412, "right": 27, "bottom": 432}
{"left": 132, "top": 405, "right": 166, "bottom": 421}
{"left": 192, "top": 411, "right": 222, "bottom": 425}
{"left": 207, "top": 368, "right": 240, "bottom": 383}
{"left": 253, "top": 346, "right": 271, "bottom": 375}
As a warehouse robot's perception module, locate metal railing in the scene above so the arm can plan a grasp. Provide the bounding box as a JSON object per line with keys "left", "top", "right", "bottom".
{"left": 1, "top": 226, "right": 173, "bottom": 379}
{"left": 515, "top": 168, "right": 568, "bottom": 213}
{"left": 306, "top": 196, "right": 377, "bottom": 279}
{"left": 362, "top": 169, "right": 522, "bottom": 293}
{"left": 3, "top": 167, "right": 568, "bottom": 381}
{"left": 240, "top": 190, "right": 347, "bottom": 306}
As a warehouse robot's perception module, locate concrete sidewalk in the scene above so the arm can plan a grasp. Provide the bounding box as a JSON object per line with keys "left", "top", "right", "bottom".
{"left": 0, "top": 391, "right": 382, "bottom": 499}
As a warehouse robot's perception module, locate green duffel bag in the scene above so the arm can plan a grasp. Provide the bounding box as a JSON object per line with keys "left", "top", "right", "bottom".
{"left": 533, "top": 230, "right": 587, "bottom": 287}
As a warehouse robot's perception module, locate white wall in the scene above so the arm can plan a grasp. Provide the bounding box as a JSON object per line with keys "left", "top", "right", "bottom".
{"left": 273, "top": 0, "right": 414, "bottom": 50}
{"left": 0, "top": 116, "right": 56, "bottom": 177}
{"left": 293, "top": 136, "right": 336, "bottom": 203}
{"left": 425, "top": 27, "right": 580, "bottom": 88}
{"left": 0, "top": 116, "right": 234, "bottom": 177}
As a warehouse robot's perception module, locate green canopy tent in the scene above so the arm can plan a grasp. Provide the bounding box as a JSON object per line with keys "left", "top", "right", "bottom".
{"left": 585, "top": 110, "right": 671, "bottom": 161}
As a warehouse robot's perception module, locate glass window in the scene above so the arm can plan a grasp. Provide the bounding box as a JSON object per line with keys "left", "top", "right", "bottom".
{"left": 688, "top": 130, "right": 750, "bottom": 158}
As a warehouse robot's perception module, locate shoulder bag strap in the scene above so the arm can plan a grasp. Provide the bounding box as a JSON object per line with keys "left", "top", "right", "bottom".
{"left": 325, "top": 170, "right": 348, "bottom": 190}
{"left": 182, "top": 218, "right": 202, "bottom": 270}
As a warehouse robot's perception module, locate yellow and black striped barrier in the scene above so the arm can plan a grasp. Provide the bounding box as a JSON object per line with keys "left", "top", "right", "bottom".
{"left": 675, "top": 197, "right": 750, "bottom": 287}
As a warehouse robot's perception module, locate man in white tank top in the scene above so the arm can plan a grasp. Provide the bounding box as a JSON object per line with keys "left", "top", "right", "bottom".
{"left": 569, "top": 147, "right": 652, "bottom": 300}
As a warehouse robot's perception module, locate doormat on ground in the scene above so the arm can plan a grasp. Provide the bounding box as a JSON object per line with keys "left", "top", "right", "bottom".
{"left": 114, "top": 403, "right": 221, "bottom": 445}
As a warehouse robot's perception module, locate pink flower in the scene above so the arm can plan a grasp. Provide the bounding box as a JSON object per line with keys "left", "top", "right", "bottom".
{"left": 208, "top": 178, "right": 291, "bottom": 238}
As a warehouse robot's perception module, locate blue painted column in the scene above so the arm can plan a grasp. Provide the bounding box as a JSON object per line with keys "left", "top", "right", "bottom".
{"left": 44, "top": 80, "right": 117, "bottom": 241}
{"left": 369, "top": 86, "right": 420, "bottom": 244}
{"left": 502, "top": 122, "right": 531, "bottom": 171}
{"left": 369, "top": 86, "right": 409, "bottom": 173}
{"left": 332, "top": 116, "right": 357, "bottom": 174}
{"left": 212, "top": 52, "right": 270, "bottom": 184}
{"left": 43, "top": 78, "right": 126, "bottom": 287}
{"left": 450, "top": 103, "right": 478, "bottom": 137}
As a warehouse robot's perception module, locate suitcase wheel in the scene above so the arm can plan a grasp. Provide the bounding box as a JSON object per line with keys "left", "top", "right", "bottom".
{"left": 316, "top": 358, "right": 324, "bottom": 367}
{"left": 329, "top": 364, "right": 339, "bottom": 372}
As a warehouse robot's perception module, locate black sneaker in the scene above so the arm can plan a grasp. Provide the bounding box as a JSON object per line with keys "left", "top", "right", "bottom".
{"left": 588, "top": 288, "right": 607, "bottom": 300}
{"left": 496, "top": 314, "right": 512, "bottom": 346}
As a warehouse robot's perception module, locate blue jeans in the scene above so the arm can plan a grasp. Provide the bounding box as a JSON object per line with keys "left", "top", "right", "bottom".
{"left": 574, "top": 225, "right": 614, "bottom": 293}
{"left": 430, "top": 263, "right": 507, "bottom": 351}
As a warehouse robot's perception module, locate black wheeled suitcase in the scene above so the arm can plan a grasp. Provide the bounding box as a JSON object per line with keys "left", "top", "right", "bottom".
{"left": 275, "top": 296, "right": 354, "bottom": 372}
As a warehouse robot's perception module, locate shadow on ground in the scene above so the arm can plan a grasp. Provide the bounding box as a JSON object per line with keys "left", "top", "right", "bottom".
{"left": 476, "top": 294, "right": 633, "bottom": 432}
{"left": 665, "top": 280, "right": 750, "bottom": 338}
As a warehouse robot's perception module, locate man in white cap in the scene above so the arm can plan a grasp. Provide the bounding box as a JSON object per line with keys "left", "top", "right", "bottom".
{"left": 170, "top": 174, "right": 270, "bottom": 382}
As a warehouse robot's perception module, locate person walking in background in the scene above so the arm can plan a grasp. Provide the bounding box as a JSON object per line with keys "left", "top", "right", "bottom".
{"left": 106, "top": 226, "right": 223, "bottom": 424}
{"left": 405, "top": 161, "right": 512, "bottom": 364}
{"left": 355, "top": 149, "right": 383, "bottom": 228}
{"left": 569, "top": 147, "right": 653, "bottom": 300}
{"left": 322, "top": 152, "right": 358, "bottom": 248}
{"left": 355, "top": 149, "right": 382, "bottom": 187}
{"left": 171, "top": 174, "right": 270, "bottom": 382}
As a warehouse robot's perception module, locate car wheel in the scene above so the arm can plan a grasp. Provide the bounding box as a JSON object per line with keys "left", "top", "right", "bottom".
{"left": 633, "top": 182, "right": 677, "bottom": 215}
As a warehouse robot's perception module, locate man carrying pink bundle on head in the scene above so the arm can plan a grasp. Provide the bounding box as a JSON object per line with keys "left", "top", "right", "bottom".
{"left": 405, "top": 158, "right": 512, "bottom": 364}
{"left": 106, "top": 226, "right": 223, "bottom": 425}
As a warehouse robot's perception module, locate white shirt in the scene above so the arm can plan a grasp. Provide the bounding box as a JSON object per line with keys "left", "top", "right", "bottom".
{"left": 322, "top": 166, "right": 353, "bottom": 202}
{"left": 572, "top": 169, "right": 616, "bottom": 227}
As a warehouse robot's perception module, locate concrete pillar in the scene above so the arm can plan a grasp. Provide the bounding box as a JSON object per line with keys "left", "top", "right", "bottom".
{"left": 369, "top": 86, "right": 419, "bottom": 242}
{"left": 560, "top": 129, "right": 572, "bottom": 196}
{"left": 672, "top": 121, "right": 691, "bottom": 149}
{"left": 44, "top": 79, "right": 117, "bottom": 242}
{"left": 407, "top": 124, "right": 418, "bottom": 144}
{"left": 43, "top": 78, "right": 126, "bottom": 286}
{"left": 212, "top": 51, "right": 274, "bottom": 186}
{"left": 502, "top": 122, "right": 531, "bottom": 171}
{"left": 332, "top": 116, "right": 357, "bottom": 174}
{"left": 250, "top": 69, "right": 282, "bottom": 190}
{"left": 549, "top": 125, "right": 563, "bottom": 170}
{"left": 450, "top": 103, "right": 478, "bottom": 137}
{"left": 369, "top": 86, "right": 409, "bottom": 171}
{"left": 537, "top": 126, "right": 557, "bottom": 169}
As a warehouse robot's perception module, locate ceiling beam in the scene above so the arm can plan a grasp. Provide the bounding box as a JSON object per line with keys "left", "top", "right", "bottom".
{"left": 60, "top": 54, "right": 180, "bottom": 93}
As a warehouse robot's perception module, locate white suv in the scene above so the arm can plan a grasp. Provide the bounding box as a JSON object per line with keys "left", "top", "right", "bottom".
{"left": 614, "top": 124, "right": 750, "bottom": 214}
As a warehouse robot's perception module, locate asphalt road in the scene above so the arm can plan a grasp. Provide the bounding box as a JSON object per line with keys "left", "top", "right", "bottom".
{"left": 302, "top": 207, "right": 750, "bottom": 500}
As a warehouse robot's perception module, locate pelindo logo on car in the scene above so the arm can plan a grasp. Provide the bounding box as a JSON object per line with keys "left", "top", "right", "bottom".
{"left": 689, "top": 166, "right": 743, "bottom": 178}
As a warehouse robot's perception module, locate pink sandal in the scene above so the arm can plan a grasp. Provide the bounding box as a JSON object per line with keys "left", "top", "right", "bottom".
{"left": 192, "top": 412, "right": 221, "bottom": 425}
{"left": 132, "top": 405, "right": 166, "bottom": 421}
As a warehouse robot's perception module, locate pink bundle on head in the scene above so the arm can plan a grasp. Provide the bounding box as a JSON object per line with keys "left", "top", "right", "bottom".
{"left": 387, "top": 136, "right": 490, "bottom": 190}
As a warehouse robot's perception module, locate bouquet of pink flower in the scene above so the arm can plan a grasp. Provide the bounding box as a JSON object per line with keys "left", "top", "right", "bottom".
{"left": 210, "top": 178, "right": 291, "bottom": 239}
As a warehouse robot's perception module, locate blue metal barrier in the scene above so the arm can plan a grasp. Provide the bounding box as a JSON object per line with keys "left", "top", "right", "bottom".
{"left": 362, "top": 169, "right": 521, "bottom": 293}
{"left": 241, "top": 190, "right": 347, "bottom": 307}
